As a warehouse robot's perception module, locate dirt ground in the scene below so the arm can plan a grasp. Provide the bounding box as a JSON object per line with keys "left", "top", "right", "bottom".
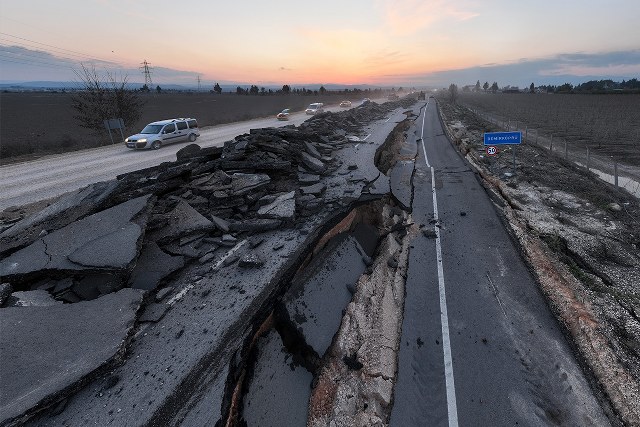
{"left": 437, "top": 96, "right": 640, "bottom": 425}
{"left": 457, "top": 93, "right": 640, "bottom": 167}
{"left": 0, "top": 92, "right": 364, "bottom": 161}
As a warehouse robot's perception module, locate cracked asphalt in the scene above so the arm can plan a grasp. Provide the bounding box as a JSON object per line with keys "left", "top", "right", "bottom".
{"left": 1, "top": 97, "right": 623, "bottom": 426}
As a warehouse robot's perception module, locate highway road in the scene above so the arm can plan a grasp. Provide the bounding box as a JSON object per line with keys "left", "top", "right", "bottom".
{"left": 389, "top": 100, "right": 610, "bottom": 426}
{"left": 2, "top": 96, "right": 613, "bottom": 425}
{"left": 0, "top": 104, "right": 355, "bottom": 211}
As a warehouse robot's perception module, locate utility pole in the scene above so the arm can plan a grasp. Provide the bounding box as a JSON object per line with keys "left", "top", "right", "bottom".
{"left": 140, "top": 60, "right": 153, "bottom": 87}
{"left": 197, "top": 75, "right": 201, "bottom": 91}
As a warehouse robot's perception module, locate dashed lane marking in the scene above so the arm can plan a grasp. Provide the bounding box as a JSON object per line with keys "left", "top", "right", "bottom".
{"left": 420, "top": 99, "right": 459, "bottom": 427}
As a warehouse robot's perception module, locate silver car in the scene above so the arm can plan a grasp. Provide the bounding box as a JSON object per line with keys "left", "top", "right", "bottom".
{"left": 305, "top": 103, "right": 324, "bottom": 115}
{"left": 125, "top": 118, "right": 200, "bottom": 150}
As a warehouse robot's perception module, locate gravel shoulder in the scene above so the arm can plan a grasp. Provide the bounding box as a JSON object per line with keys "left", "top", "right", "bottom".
{"left": 437, "top": 97, "right": 640, "bottom": 425}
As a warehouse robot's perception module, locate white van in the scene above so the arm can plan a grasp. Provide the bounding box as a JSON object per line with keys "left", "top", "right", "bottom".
{"left": 125, "top": 118, "right": 200, "bottom": 150}
{"left": 305, "top": 103, "right": 324, "bottom": 115}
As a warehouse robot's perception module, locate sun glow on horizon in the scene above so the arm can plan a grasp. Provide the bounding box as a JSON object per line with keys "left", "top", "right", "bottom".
{"left": 1, "top": 0, "right": 639, "bottom": 87}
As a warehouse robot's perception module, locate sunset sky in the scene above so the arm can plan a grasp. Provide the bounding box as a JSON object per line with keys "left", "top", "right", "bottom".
{"left": 1, "top": 0, "right": 639, "bottom": 88}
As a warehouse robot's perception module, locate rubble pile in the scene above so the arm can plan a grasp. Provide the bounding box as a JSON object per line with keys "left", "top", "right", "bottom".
{"left": 0, "top": 99, "right": 416, "bottom": 303}
{"left": 300, "top": 101, "right": 399, "bottom": 136}
{"left": 0, "top": 98, "right": 416, "bottom": 425}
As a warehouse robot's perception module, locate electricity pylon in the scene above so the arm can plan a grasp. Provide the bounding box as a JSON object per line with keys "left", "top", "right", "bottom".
{"left": 140, "top": 60, "right": 153, "bottom": 87}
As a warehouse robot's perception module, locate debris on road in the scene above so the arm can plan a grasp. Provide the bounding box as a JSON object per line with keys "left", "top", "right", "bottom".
{"left": 0, "top": 98, "right": 417, "bottom": 426}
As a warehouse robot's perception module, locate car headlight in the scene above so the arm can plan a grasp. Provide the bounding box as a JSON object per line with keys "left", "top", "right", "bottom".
{"left": 125, "top": 138, "right": 129, "bottom": 142}
{"left": 138, "top": 138, "right": 147, "bottom": 143}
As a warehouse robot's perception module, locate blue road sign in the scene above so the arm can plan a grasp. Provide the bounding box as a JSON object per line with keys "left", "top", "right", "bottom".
{"left": 484, "top": 131, "right": 521, "bottom": 145}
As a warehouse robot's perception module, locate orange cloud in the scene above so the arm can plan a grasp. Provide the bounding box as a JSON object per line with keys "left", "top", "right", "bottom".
{"left": 377, "top": 0, "right": 479, "bottom": 36}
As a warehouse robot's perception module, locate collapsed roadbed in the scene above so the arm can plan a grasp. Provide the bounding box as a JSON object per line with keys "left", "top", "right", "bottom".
{"left": 0, "top": 98, "right": 418, "bottom": 426}
{"left": 2, "top": 95, "right": 635, "bottom": 426}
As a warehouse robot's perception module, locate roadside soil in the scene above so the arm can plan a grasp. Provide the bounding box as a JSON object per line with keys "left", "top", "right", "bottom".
{"left": 437, "top": 96, "right": 640, "bottom": 425}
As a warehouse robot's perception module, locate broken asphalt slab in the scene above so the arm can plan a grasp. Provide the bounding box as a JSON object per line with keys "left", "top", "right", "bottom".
{"left": 241, "top": 329, "right": 313, "bottom": 426}
{"left": 23, "top": 226, "right": 327, "bottom": 427}
{"left": 0, "top": 180, "right": 121, "bottom": 256}
{"left": 389, "top": 160, "right": 415, "bottom": 212}
{"left": 4, "top": 100, "right": 420, "bottom": 426}
{"left": 152, "top": 200, "right": 213, "bottom": 244}
{"left": 388, "top": 121, "right": 418, "bottom": 212}
{"left": 0, "top": 195, "right": 153, "bottom": 279}
{"left": 0, "top": 288, "right": 144, "bottom": 425}
{"left": 128, "top": 241, "right": 184, "bottom": 291}
{"left": 257, "top": 191, "right": 296, "bottom": 220}
{"left": 283, "top": 233, "right": 369, "bottom": 357}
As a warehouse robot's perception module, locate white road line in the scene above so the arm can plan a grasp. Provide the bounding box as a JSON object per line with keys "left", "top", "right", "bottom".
{"left": 420, "top": 99, "right": 431, "bottom": 168}
{"left": 167, "top": 284, "right": 195, "bottom": 306}
{"left": 212, "top": 239, "right": 247, "bottom": 271}
{"left": 168, "top": 239, "right": 247, "bottom": 307}
{"left": 421, "top": 102, "right": 459, "bottom": 427}
{"left": 363, "top": 133, "right": 371, "bottom": 140}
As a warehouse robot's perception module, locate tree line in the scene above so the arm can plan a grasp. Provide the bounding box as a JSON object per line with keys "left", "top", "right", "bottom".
{"left": 216, "top": 84, "right": 394, "bottom": 96}
{"left": 539, "top": 79, "right": 640, "bottom": 94}
{"left": 457, "top": 78, "right": 640, "bottom": 95}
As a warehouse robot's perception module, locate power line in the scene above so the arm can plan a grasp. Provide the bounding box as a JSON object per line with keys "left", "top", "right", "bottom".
{"left": 0, "top": 30, "right": 206, "bottom": 84}
{"left": 0, "top": 56, "right": 65, "bottom": 68}
{"left": 0, "top": 37, "right": 90, "bottom": 63}
{"left": 0, "top": 31, "right": 120, "bottom": 66}
{"left": 0, "top": 47, "right": 76, "bottom": 65}
{"left": 0, "top": 52, "right": 74, "bottom": 70}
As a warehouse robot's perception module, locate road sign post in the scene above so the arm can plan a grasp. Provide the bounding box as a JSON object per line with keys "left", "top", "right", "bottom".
{"left": 483, "top": 131, "right": 521, "bottom": 175}
{"left": 104, "top": 118, "right": 125, "bottom": 144}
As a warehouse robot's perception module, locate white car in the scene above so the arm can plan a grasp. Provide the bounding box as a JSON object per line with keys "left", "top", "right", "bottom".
{"left": 305, "top": 103, "right": 324, "bottom": 115}
{"left": 125, "top": 118, "right": 199, "bottom": 150}
{"left": 276, "top": 109, "right": 290, "bottom": 120}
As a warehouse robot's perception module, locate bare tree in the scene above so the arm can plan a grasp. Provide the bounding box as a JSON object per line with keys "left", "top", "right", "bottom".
{"left": 71, "top": 64, "right": 144, "bottom": 132}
